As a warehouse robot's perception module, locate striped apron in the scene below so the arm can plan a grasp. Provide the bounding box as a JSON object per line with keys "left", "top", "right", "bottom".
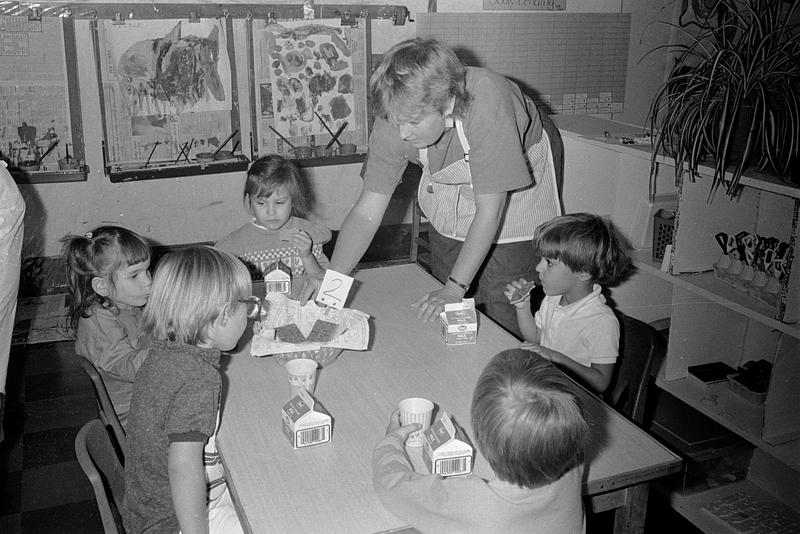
{"left": 417, "top": 118, "right": 561, "bottom": 243}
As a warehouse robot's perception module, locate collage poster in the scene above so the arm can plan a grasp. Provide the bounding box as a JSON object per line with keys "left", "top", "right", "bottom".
{"left": 253, "top": 19, "right": 369, "bottom": 155}
{"left": 98, "top": 18, "right": 234, "bottom": 166}
{"left": 0, "top": 16, "right": 73, "bottom": 169}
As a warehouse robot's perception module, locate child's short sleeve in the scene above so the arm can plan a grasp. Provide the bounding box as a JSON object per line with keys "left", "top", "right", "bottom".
{"left": 166, "top": 376, "right": 220, "bottom": 442}
{"left": 581, "top": 314, "right": 619, "bottom": 365}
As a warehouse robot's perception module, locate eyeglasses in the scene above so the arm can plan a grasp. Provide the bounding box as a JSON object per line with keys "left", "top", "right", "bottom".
{"left": 239, "top": 296, "right": 266, "bottom": 319}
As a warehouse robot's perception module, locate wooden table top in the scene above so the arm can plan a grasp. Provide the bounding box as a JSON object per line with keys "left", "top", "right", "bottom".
{"left": 218, "top": 264, "right": 681, "bottom": 534}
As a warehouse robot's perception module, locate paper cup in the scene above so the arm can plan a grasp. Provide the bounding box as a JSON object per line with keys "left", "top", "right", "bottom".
{"left": 398, "top": 397, "right": 434, "bottom": 447}
{"left": 285, "top": 358, "right": 318, "bottom": 397}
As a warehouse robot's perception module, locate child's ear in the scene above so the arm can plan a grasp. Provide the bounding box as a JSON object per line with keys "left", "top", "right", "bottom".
{"left": 91, "top": 276, "right": 110, "bottom": 297}
{"left": 576, "top": 271, "right": 592, "bottom": 283}
{"left": 217, "top": 304, "right": 231, "bottom": 327}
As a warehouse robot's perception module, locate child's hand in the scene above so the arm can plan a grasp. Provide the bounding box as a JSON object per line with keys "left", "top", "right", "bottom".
{"left": 283, "top": 228, "right": 313, "bottom": 256}
{"left": 504, "top": 278, "right": 535, "bottom": 307}
{"left": 385, "top": 409, "right": 421, "bottom": 439}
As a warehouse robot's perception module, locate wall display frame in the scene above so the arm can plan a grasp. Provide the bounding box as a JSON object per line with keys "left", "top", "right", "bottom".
{"left": 0, "top": 14, "right": 88, "bottom": 184}
{"left": 1, "top": 3, "right": 410, "bottom": 181}
{"left": 248, "top": 15, "right": 370, "bottom": 163}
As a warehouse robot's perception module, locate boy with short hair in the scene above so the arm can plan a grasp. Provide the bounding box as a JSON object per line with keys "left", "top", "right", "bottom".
{"left": 372, "top": 349, "right": 589, "bottom": 534}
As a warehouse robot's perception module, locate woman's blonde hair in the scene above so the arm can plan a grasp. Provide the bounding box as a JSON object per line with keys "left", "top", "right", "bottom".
{"left": 370, "top": 38, "right": 471, "bottom": 124}
{"left": 142, "top": 246, "right": 251, "bottom": 345}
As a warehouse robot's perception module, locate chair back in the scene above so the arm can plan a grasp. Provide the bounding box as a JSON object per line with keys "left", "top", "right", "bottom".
{"left": 606, "top": 313, "right": 666, "bottom": 425}
{"left": 76, "top": 356, "right": 127, "bottom": 457}
{"left": 75, "top": 419, "right": 126, "bottom": 534}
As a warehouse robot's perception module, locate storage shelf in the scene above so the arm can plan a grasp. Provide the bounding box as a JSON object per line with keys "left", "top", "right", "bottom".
{"left": 554, "top": 115, "right": 800, "bottom": 199}
{"left": 666, "top": 479, "right": 800, "bottom": 532}
{"left": 656, "top": 377, "right": 800, "bottom": 471}
{"left": 632, "top": 249, "right": 800, "bottom": 338}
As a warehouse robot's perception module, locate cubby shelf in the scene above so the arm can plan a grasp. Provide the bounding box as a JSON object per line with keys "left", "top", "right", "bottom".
{"left": 655, "top": 376, "right": 800, "bottom": 471}
{"left": 632, "top": 249, "right": 800, "bottom": 338}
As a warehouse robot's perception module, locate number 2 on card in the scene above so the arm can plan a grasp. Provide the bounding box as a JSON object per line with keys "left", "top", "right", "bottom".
{"left": 316, "top": 270, "right": 353, "bottom": 309}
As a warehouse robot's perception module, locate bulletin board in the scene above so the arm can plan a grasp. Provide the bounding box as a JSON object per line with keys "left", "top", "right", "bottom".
{"left": 416, "top": 12, "right": 631, "bottom": 115}
{"left": 0, "top": 14, "right": 88, "bottom": 183}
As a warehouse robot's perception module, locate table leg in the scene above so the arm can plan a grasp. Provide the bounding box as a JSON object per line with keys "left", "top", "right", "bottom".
{"left": 613, "top": 483, "right": 650, "bottom": 533}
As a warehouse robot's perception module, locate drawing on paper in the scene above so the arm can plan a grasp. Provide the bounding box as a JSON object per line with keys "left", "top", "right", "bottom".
{"left": 117, "top": 21, "right": 225, "bottom": 114}
{"left": 266, "top": 23, "right": 354, "bottom": 138}
{"left": 99, "top": 19, "right": 234, "bottom": 165}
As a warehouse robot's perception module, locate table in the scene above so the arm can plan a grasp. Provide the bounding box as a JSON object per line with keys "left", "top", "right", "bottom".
{"left": 218, "top": 264, "right": 681, "bottom": 533}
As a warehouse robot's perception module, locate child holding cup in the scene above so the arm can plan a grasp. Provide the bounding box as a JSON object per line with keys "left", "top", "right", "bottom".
{"left": 372, "top": 349, "right": 589, "bottom": 533}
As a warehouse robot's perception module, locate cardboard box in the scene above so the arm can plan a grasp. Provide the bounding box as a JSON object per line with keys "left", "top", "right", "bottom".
{"left": 423, "top": 411, "right": 473, "bottom": 477}
{"left": 281, "top": 390, "right": 331, "bottom": 448}
{"left": 439, "top": 299, "right": 477, "bottom": 345}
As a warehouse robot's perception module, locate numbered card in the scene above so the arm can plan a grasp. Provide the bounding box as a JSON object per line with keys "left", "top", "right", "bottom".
{"left": 315, "top": 270, "right": 354, "bottom": 310}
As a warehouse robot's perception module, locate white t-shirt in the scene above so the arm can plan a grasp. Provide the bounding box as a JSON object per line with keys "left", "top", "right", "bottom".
{"left": 535, "top": 284, "right": 619, "bottom": 367}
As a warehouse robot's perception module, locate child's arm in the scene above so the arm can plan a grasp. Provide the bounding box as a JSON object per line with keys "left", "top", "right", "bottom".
{"left": 77, "top": 309, "right": 149, "bottom": 382}
{"left": 524, "top": 343, "right": 615, "bottom": 393}
{"left": 284, "top": 229, "right": 325, "bottom": 275}
{"left": 169, "top": 441, "right": 209, "bottom": 534}
{"left": 503, "top": 279, "right": 540, "bottom": 342}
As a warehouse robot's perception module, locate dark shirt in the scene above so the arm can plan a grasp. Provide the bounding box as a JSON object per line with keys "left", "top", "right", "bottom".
{"left": 122, "top": 340, "right": 222, "bottom": 534}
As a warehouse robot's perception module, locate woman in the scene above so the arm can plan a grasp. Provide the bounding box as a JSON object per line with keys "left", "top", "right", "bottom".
{"left": 304, "top": 38, "right": 561, "bottom": 337}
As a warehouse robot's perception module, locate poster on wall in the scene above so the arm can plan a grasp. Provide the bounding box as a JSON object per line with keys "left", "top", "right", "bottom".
{"left": 0, "top": 16, "right": 74, "bottom": 170}
{"left": 252, "top": 18, "right": 369, "bottom": 157}
{"left": 97, "top": 18, "right": 237, "bottom": 168}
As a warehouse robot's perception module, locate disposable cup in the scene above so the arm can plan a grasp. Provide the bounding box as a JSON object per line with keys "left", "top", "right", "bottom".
{"left": 398, "top": 397, "right": 434, "bottom": 447}
{"left": 285, "top": 358, "right": 318, "bottom": 397}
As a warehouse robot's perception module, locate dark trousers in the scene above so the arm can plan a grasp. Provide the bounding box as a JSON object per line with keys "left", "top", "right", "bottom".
{"left": 428, "top": 231, "right": 540, "bottom": 339}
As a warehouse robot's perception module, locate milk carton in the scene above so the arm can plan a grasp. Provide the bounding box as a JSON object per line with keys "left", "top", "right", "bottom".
{"left": 281, "top": 390, "right": 332, "bottom": 448}
{"left": 439, "top": 298, "right": 477, "bottom": 345}
{"left": 422, "top": 410, "right": 473, "bottom": 477}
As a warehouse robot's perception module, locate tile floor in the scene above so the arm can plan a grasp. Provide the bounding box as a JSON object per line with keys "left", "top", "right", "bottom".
{"left": 1, "top": 340, "right": 106, "bottom": 534}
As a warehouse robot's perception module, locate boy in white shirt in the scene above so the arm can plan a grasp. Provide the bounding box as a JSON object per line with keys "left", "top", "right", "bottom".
{"left": 505, "top": 213, "right": 631, "bottom": 393}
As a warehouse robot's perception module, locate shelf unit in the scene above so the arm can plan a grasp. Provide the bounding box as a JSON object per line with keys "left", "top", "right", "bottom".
{"left": 554, "top": 113, "right": 800, "bottom": 526}
{"left": 631, "top": 173, "right": 800, "bottom": 521}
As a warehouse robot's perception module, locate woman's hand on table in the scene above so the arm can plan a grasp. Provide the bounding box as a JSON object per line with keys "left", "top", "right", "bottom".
{"left": 411, "top": 284, "right": 465, "bottom": 322}
{"left": 296, "top": 273, "right": 324, "bottom": 304}
{"left": 385, "top": 409, "right": 421, "bottom": 439}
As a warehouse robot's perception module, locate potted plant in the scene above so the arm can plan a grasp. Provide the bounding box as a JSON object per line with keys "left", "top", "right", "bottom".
{"left": 646, "top": 0, "right": 800, "bottom": 198}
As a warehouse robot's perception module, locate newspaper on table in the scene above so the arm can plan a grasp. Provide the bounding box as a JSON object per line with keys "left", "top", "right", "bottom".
{"left": 251, "top": 292, "right": 370, "bottom": 357}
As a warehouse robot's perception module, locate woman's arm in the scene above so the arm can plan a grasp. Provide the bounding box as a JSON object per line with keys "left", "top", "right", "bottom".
{"left": 412, "top": 191, "right": 506, "bottom": 321}
{"left": 330, "top": 190, "right": 393, "bottom": 275}
{"left": 169, "top": 441, "right": 209, "bottom": 534}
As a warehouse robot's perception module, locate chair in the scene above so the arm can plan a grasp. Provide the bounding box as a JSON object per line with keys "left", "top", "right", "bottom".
{"left": 605, "top": 312, "right": 666, "bottom": 425}
{"left": 76, "top": 356, "right": 127, "bottom": 457}
{"left": 75, "top": 419, "right": 126, "bottom": 534}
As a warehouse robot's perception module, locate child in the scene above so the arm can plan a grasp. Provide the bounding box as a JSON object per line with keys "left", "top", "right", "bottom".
{"left": 62, "top": 225, "right": 152, "bottom": 427}
{"left": 504, "top": 213, "right": 631, "bottom": 393}
{"left": 372, "top": 349, "right": 589, "bottom": 534}
{"left": 122, "top": 246, "right": 250, "bottom": 534}
{"left": 215, "top": 154, "right": 331, "bottom": 281}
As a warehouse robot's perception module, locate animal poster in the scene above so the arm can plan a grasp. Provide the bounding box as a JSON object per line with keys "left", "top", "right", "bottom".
{"left": 97, "top": 18, "right": 235, "bottom": 166}
{"left": 0, "top": 16, "right": 73, "bottom": 169}
{"left": 252, "top": 19, "right": 369, "bottom": 155}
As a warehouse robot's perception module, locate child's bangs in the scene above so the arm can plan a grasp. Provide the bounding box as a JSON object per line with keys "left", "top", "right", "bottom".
{"left": 533, "top": 231, "right": 568, "bottom": 261}
{"left": 120, "top": 233, "right": 151, "bottom": 266}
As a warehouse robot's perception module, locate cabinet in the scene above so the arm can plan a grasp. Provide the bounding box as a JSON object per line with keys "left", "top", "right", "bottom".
{"left": 554, "top": 114, "right": 800, "bottom": 530}
{"left": 632, "top": 162, "right": 800, "bottom": 527}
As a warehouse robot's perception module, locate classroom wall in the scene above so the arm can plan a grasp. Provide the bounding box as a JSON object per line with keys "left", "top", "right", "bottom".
{"left": 16, "top": 0, "right": 676, "bottom": 258}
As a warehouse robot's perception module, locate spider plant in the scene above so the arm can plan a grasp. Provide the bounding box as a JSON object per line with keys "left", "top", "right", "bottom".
{"left": 646, "top": 0, "right": 800, "bottom": 198}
